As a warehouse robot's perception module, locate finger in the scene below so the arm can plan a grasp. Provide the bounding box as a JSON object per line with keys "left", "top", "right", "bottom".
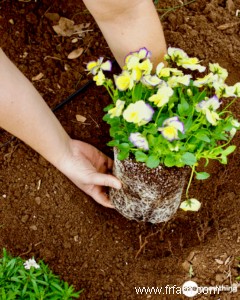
{"left": 90, "top": 173, "right": 121, "bottom": 189}
{"left": 86, "top": 186, "right": 115, "bottom": 208}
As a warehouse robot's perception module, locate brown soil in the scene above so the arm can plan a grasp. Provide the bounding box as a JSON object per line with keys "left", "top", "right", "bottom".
{"left": 0, "top": 0, "right": 240, "bottom": 299}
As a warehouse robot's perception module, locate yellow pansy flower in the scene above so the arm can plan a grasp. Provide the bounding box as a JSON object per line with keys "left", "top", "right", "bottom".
{"left": 123, "top": 100, "right": 154, "bottom": 126}
{"left": 167, "top": 75, "right": 191, "bottom": 87}
{"left": 93, "top": 70, "right": 106, "bottom": 86}
{"left": 108, "top": 100, "right": 125, "bottom": 118}
{"left": 87, "top": 57, "right": 112, "bottom": 75}
{"left": 114, "top": 71, "right": 134, "bottom": 91}
{"left": 158, "top": 116, "right": 184, "bottom": 141}
{"left": 149, "top": 85, "right": 173, "bottom": 107}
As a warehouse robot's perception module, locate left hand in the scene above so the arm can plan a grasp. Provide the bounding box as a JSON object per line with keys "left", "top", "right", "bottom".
{"left": 56, "top": 139, "right": 121, "bottom": 208}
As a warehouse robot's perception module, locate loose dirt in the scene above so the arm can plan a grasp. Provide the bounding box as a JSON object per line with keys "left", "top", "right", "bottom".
{"left": 0, "top": 1, "right": 240, "bottom": 299}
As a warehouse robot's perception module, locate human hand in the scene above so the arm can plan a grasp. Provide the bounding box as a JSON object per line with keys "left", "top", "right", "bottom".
{"left": 56, "top": 139, "right": 121, "bottom": 208}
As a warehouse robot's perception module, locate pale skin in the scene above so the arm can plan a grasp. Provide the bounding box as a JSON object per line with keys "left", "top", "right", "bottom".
{"left": 0, "top": 0, "right": 167, "bottom": 208}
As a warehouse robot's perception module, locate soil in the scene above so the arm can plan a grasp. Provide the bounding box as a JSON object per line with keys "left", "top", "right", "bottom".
{"left": 0, "top": 0, "right": 240, "bottom": 299}
{"left": 110, "top": 150, "right": 190, "bottom": 224}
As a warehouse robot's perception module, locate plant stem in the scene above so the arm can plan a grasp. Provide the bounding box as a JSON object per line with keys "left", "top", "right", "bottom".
{"left": 222, "top": 98, "right": 237, "bottom": 112}
{"left": 185, "top": 164, "right": 196, "bottom": 199}
{"left": 158, "top": 0, "right": 197, "bottom": 20}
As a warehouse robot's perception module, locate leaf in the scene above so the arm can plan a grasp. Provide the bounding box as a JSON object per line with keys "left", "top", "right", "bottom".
{"left": 107, "top": 140, "right": 119, "bottom": 147}
{"left": 146, "top": 155, "right": 160, "bottom": 168}
{"left": 180, "top": 199, "right": 201, "bottom": 212}
{"left": 132, "top": 83, "right": 143, "bottom": 101}
{"left": 117, "top": 150, "right": 129, "bottom": 160}
{"left": 195, "top": 172, "right": 210, "bottom": 180}
{"left": 164, "top": 155, "right": 176, "bottom": 167}
{"left": 52, "top": 17, "right": 90, "bottom": 37}
{"left": 135, "top": 151, "right": 148, "bottom": 162}
{"left": 181, "top": 152, "right": 197, "bottom": 166}
{"left": 195, "top": 132, "right": 210, "bottom": 143}
{"left": 222, "top": 145, "right": 236, "bottom": 156}
{"left": 76, "top": 115, "right": 86, "bottom": 122}
{"left": 67, "top": 48, "right": 84, "bottom": 59}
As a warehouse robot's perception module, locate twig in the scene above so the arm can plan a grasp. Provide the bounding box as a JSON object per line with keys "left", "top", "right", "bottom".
{"left": 157, "top": 0, "right": 197, "bottom": 20}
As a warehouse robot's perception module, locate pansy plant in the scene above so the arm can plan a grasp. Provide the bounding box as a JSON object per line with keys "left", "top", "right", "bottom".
{"left": 87, "top": 47, "right": 240, "bottom": 211}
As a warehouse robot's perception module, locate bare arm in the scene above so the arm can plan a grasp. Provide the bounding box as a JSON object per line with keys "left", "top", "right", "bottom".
{"left": 0, "top": 49, "right": 121, "bottom": 207}
{"left": 83, "top": 0, "right": 167, "bottom": 67}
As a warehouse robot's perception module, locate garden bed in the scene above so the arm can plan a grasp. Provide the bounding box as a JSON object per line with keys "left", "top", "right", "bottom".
{"left": 0, "top": 0, "right": 240, "bottom": 299}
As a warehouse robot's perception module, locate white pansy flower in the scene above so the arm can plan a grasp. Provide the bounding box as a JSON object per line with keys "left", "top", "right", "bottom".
{"left": 209, "top": 63, "right": 228, "bottom": 81}
{"left": 129, "top": 132, "right": 149, "bottom": 151}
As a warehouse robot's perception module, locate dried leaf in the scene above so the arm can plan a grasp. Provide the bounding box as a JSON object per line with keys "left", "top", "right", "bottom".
{"left": 32, "top": 73, "right": 44, "bottom": 81}
{"left": 217, "top": 22, "right": 240, "bottom": 30}
{"left": 76, "top": 115, "right": 86, "bottom": 122}
{"left": 67, "top": 48, "right": 84, "bottom": 59}
{"left": 52, "top": 17, "right": 90, "bottom": 37}
{"left": 52, "top": 17, "right": 74, "bottom": 36}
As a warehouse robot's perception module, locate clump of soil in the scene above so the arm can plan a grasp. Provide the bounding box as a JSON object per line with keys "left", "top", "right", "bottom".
{"left": 110, "top": 149, "right": 189, "bottom": 223}
{"left": 0, "top": 1, "right": 240, "bottom": 299}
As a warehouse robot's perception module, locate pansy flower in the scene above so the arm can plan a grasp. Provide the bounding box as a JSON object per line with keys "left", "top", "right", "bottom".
{"left": 158, "top": 116, "right": 184, "bottom": 141}
{"left": 93, "top": 70, "right": 106, "bottom": 86}
{"left": 234, "top": 82, "right": 240, "bottom": 97}
{"left": 129, "top": 132, "right": 149, "bottom": 151}
{"left": 123, "top": 100, "right": 154, "bottom": 126}
{"left": 229, "top": 119, "right": 240, "bottom": 137}
{"left": 196, "top": 95, "right": 221, "bottom": 126}
{"left": 149, "top": 84, "right": 174, "bottom": 107}
{"left": 167, "top": 75, "right": 192, "bottom": 87}
{"left": 193, "top": 73, "right": 218, "bottom": 88}
{"left": 156, "top": 62, "right": 183, "bottom": 78}
{"left": 209, "top": 63, "right": 228, "bottom": 81}
{"left": 141, "top": 74, "right": 162, "bottom": 87}
{"left": 125, "top": 48, "right": 153, "bottom": 80}
{"left": 108, "top": 100, "right": 125, "bottom": 118}
{"left": 179, "top": 57, "right": 206, "bottom": 72}
{"left": 164, "top": 47, "right": 188, "bottom": 63}
{"left": 125, "top": 47, "right": 151, "bottom": 65}
{"left": 114, "top": 70, "right": 134, "bottom": 91}
{"left": 87, "top": 57, "right": 112, "bottom": 75}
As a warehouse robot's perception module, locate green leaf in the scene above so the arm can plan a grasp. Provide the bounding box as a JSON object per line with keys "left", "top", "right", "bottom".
{"left": 107, "top": 140, "right": 119, "bottom": 147}
{"left": 146, "top": 155, "right": 160, "bottom": 168}
{"left": 164, "top": 155, "right": 176, "bottom": 167}
{"left": 220, "top": 155, "right": 227, "bottom": 164}
{"left": 117, "top": 150, "right": 129, "bottom": 160}
{"left": 195, "top": 132, "right": 210, "bottom": 143}
{"left": 132, "top": 83, "right": 143, "bottom": 101}
{"left": 222, "top": 145, "right": 236, "bottom": 156}
{"left": 195, "top": 172, "right": 210, "bottom": 180}
{"left": 181, "top": 152, "right": 197, "bottom": 166}
{"left": 135, "top": 151, "right": 148, "bottom": 162}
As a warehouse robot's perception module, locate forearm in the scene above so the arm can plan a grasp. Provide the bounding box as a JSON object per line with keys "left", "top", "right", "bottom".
{"left": 0, "top": 49, "right": 70, "bottom": 167}
{"left": 83, "top": 0, "right": 167, "bottom": 68}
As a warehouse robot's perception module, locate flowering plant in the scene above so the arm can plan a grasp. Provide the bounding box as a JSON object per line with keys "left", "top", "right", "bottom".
{"left": 87, "top": 47, "right": 239, "bottom": 211}
{"left": 0, "top": 248, "right": 82, "bottom": 299}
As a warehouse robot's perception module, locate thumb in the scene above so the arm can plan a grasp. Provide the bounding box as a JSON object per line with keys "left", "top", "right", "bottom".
{"left": 90, "top": 173, "right": 121, "bottom": 189}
